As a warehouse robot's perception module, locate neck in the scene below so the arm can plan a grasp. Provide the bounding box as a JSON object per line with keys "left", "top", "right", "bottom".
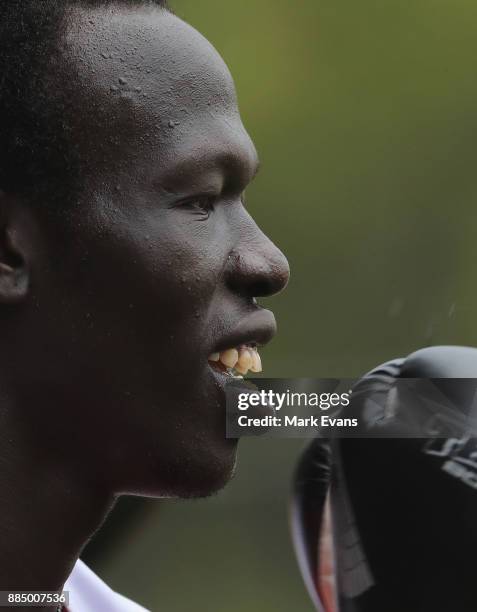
{"left": 0, "top": 393, "right": 115, "bottom": 604}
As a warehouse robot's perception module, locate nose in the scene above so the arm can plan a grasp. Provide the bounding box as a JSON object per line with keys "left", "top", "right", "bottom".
{"left": 225, "top": 221, "right": 290, "bottom": 300}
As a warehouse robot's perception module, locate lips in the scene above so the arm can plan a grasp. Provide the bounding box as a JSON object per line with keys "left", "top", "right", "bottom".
{"left": 207, "top": 308, "right": 276, "bottom": 377}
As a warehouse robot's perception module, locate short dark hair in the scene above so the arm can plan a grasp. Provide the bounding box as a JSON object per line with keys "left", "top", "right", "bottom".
{"left": 0, "top": 0, "right": 170, "bottom": 205}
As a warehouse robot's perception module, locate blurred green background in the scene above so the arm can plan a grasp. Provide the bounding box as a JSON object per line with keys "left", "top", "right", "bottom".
{"left": 83, "top": 1, "right": 477, "bottom": 610}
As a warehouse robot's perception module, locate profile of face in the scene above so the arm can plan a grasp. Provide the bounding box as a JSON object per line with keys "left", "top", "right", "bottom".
{"left": 3, "top": 5, "right": 289, "bottom": 499}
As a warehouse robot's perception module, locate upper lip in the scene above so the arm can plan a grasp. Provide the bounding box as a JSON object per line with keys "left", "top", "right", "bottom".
{"left": 210, "top": 308, "right": 277, "bottom": 355}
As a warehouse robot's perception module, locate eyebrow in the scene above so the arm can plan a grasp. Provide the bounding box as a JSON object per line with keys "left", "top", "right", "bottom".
{"left": 156, "top": 149, "right": 261, "bottom": 194}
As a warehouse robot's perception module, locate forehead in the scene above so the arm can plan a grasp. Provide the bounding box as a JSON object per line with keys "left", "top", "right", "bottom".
{"left": 64, "top": 6, "right": 238, "bottom": 111}
{"left": 61, "top": 6, "right": 255, "bottom": 181}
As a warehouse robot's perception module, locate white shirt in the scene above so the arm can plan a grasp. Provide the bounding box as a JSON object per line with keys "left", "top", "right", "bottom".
{"left": 64, "top": 559, "right": 150, "bottom": 612}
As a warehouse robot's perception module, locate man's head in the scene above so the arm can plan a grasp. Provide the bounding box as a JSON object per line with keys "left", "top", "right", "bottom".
{"left": 0, "top": 1, "right": 289, "bottom": 498}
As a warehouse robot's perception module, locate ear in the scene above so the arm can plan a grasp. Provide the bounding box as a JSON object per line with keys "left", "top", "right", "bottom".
{"left": 0, "top": 191, "right": 29, "bottom": 304}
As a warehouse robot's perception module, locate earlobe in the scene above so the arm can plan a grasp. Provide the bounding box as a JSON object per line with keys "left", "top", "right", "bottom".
{"left": 0, "top": 194, "right": 29, "bottom": 304}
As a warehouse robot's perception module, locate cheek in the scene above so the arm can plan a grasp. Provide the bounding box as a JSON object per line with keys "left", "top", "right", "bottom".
{"left": 135, "top": 206, "right": 232, "bottom": 311}
{"left": 70, "top": 209, "right": 226, "bottom": 351}
{"left": 48, "top": 197, "right": 232, "bottom": 379}
{"left": 140, "top": 218, "right": 225, "bottom": 314}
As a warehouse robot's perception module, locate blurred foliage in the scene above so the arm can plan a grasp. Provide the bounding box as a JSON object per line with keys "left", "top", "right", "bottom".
{"left": 87, "top": 1, "right": 477, "bottom": 610}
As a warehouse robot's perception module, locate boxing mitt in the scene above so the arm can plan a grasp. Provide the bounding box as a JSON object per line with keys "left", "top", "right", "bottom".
{"left": 291, "top": 435, "right": 332, "bottom": 612}
{"left": 291, "top": 346, "right": 477, "bottom": 612}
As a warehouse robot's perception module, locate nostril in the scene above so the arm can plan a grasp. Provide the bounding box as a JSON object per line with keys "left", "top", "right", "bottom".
{"left": 227, "top": 249, "right": 290, "bottom": 299}
{"left": 249, "top": 278, "right": 277, "bottom": 299}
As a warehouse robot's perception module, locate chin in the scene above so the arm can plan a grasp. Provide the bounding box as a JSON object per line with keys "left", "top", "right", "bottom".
{"left": 124, "top": 438, "right": 240, "bottom": 499}
{"left": 172, "top": 452, "right": 238, "bottom": 500}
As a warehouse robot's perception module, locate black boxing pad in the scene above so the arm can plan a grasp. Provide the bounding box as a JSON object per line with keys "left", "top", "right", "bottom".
{"left": 291, "top": 437, "right": 332, "bottom": 612}
{"left": 292, "top": 346, "right": 477, "bottom": 612}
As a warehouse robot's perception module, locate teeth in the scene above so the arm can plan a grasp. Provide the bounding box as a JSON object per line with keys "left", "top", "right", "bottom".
{"left": 235, "top": 360, "right": 249, "bottom": 375}
{"left": 250, "top": 350, "right": 262, "bottom": 373}
{"left": 237, "top": 348, "right": 253, "bottom": 372}
{"left": 209, "top": 345, "right": 263, "bottom": 377}
{"left": 220, "top": 348, "right": 239, "bottom": 368}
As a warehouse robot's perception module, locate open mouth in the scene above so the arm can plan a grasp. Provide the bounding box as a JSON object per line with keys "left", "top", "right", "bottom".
{"left": 208, "top": 344, "right": 262, "bottom": 378}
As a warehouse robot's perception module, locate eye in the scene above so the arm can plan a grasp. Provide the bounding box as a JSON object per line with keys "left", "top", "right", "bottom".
{"left": 180, "top": 195, "right": 216, "bottom": 218}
